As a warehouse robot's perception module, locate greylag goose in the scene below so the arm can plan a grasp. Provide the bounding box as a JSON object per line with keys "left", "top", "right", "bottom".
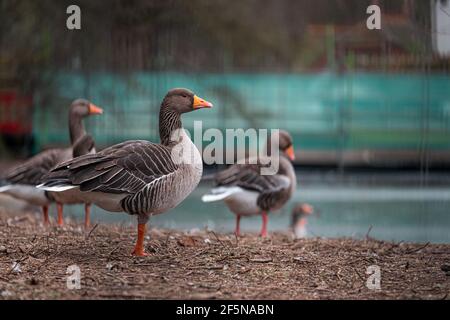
{"left": 64, "top": 134, "right": 97, "bottom": 228}
{"left": 291, "top": 203, "right": 314, "bottom": 239}
{"left": 38, "top": 88, "right": 213, "bottom": 256}
{"left": 202, "top": 130, "right": 296, "bottom": 237}
{"left": 51, "top": 113, "right": 102, "bottom": 227}
{"left": 0, "top": 99, "right": 103, "bottom": 226}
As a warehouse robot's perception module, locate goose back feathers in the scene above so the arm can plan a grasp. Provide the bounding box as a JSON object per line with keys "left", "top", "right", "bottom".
{"left": 202, "top": 130, "right": 296, "bottom": 216}
{"left": 212, "top": 159, "right": 294, "bottom": 212}
{"left": 2, "top": 148, "right": 73, "bottom": 187}
{"left": 44, "top": 135, "right": 202, "bottom": 215}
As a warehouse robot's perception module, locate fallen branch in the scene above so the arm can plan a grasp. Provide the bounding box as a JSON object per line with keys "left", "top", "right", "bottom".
{"left": 86, "top": 223, "right": 99, "bottom": 240}
{"left": 249, "top": 257, "right": 273, "bottom": 263}
{"left": 365, "top": 225, "right": 373, "bottom": 240}
{"left": 405, "top": 242, "right": 430, "bottom": 254}
{"left": 209, "top": 231, "right": 226, "bottom": 248}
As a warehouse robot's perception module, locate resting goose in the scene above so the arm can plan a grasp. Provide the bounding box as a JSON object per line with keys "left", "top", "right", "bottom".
{"left": 0, "top": 99, "right": 103, "bottom": 225}
{"left": 38, "top": 88, "right": 213, "bottom": 256}
{"left": 202, "top": 130, "right": 296, "bottom": 237}
{"left": 291, "top": 203, "right": 314, "bottom": 239}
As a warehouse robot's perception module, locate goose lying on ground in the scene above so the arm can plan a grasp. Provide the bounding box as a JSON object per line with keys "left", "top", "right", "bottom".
{"left": 0, "top": 99, "right": 103, "bottom": 226}
{"left": 202, "top": 130, "right": 296, "bottom": 237}
{"left": 38, "top": 88, "right": 213, "bottom": 256}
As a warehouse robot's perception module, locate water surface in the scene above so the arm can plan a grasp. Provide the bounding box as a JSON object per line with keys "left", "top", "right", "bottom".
{"left": 62, "top": 171, "right": 450, "bottom": 244}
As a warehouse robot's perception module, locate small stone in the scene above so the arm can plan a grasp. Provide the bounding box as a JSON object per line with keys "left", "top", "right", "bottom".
{"left": 1, "top": 290, "right": 13, "bottom": 297}
{"left": 11, "top": 262, "right": 21, "bottom": 273}
{"left": 0, "top": 246, "right": 7, "bottom": 254}
{"left": 441, "top": 264, "right": 450, "bottom": 272}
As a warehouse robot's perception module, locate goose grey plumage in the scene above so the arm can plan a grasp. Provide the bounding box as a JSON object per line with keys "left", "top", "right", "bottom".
{"left": 38, "top": 88, "right": 213, "bottom": 256}
{"left": 0, "top": 99, "right": 103, "bottom": 226}
{"left": 202, "top": 130, "right": 296, "bottom": 237}
{"left": 291, "top": 203, "right": 314, "bottom": 239}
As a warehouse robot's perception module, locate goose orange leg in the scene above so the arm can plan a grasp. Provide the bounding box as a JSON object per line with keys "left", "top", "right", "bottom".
{"left": 132, "top": 223, "right": 149, "bottom": 256}
{"left": 260, "top": 211, "right": 268, "bottom": 237}
{"left": 42, "top": 205, "right": 49, "bottom": 225}
{"left": 235, "top": 215, "right": 241, "bottom": 237}
{"left": 57, "top": 203, "right": 64, "bottom": 226}
{"left": 84, "top": 203, "right": 91, "bottom": 229}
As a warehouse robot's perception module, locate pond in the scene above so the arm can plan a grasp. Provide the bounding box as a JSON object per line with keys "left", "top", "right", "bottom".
{"left": 61, "top": 170, "right": 450, "bottom": 244}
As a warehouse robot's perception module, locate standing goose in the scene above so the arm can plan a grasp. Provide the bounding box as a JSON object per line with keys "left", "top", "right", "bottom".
{"left": 52, "top": 132, "right": 100, "bottom": 228}
{"left": 202, "top": 130, "right": 296, "bottom": 237}
{"left": 0, "top": 99, "right": 103, "bottom": 225}
{"left": 38, "top": 88, "right": 213, "bottom": 256}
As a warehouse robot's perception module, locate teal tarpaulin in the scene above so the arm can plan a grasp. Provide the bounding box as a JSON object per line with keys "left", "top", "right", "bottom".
{"left": 33, "top": 72, "right": 450, "bottom": 151}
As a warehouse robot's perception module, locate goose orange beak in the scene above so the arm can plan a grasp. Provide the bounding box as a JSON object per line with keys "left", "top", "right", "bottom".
{"left": 303, "top": 204, "right": 314, "bottom": 215}
{"left": 193, "top": 95, "right": 213, "bottom": 109}
{"left": 89, "top": 103, "right": 103, "bottom": 115}
{"left": 285, "top": 145, "right": 295, "bottom": 161}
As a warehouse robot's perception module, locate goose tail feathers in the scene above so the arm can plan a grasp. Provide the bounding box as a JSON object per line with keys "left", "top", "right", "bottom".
{"left": 201, "top": 186, "right": 243, "bottom": 202}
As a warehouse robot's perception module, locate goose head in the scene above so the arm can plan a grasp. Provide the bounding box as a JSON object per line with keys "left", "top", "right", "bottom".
{"left": 278, "top": 130, "right": 295, "bottom": 161}
{"left": 162, "top": 88, "right": 213, "bottom": 114}
{"left": 292, "top": 203, "right": 314, "bottom": 222}
{"left": 268, "top": 130, "right": 295, "bottom": 161}
{"left": 69, "top": 99, "right": 103, "bottom": 118}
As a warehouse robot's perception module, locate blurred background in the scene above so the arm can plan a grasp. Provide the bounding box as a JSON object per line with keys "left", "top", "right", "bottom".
{"left": 0, "top": 0, "right": 449, "bottom": 242}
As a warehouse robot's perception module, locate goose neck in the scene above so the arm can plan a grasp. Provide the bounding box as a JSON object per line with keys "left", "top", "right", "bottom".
{"left": 69, "top": 113, "right": 86, "bottom": 145}
{"left": 159, "top": 105, "right": 182, "bottom": 146}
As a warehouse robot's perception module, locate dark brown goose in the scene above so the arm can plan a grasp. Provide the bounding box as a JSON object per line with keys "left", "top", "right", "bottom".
{"left": 202, "top": 130, "right": 296, "bottom": 237}
{"left": 0, "top": 99, "right": 103, "bottom": 225}
{"left": 39, "top": 88, "right": 213, "bottom": 256}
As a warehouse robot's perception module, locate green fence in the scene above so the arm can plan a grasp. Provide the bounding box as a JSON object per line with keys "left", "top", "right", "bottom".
{"left": 33, "top": 72, "right": 450, "bottom": 152}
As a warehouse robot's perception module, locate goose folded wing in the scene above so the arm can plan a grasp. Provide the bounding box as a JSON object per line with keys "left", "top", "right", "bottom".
{"left": 256, "top": 175, "right": 291, "bottom": 210}
{"left": 215, "top": 163, "right": 289, "bottom": 193}
{"left": 43, "top": 141, "right": 179, "bottom": 195}
{"left": 2, "top": 149, "right": 67, "bottom": 185}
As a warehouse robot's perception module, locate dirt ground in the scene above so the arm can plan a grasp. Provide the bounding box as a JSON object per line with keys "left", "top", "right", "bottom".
{"left": 0, "top": 211, "right": 449, "bottom": 300}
